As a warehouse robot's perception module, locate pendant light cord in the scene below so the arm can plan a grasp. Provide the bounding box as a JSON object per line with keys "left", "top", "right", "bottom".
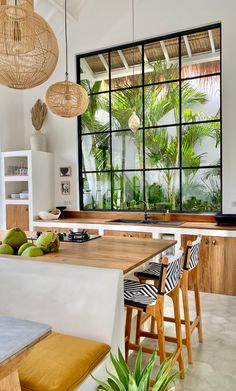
{"left": 132, "top": 0, "right": 134, "bottom": 87}
{"left": 132, "top": 0, "right": 136, "bottom": 112}
{"left": 65, "top": 0, "right": 69, "bottom": 80}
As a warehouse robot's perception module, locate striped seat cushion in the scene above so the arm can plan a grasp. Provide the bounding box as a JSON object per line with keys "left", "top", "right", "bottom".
{"left": 183, "top": 236, "right": 201, "bottom": 270}
{"left": 135, "top": 262, "right": 162, "bottom": 280}
{"left": 124, "top": 279, "right": 158, "bottom": 310}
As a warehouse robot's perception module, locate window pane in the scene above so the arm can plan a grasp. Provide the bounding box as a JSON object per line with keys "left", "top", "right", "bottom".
{"left": 182, "top": 75, "right": 220, "bottom": 122}
{"left": 80, "top": 53, "right": 109, "bottom": 93}
{"left": 145, "top": 126, "right": 180, "bottom": 169}
{"left": 182, "top": 168, "right": 221, "bottom": 211}
{"left": 111, "top": 46, "right": 142, "bottom": 89}
{"left": 81, "top": 93, "right": 110, "bottom": 134}
{"left": 82, "top": 133, "right": 110, "bottom": 171}
{"left": 181, "top": 28, "right": 220, "bottom": 78}
{"left": 111, "top": 88, "right": 143, "bottom": 130}
{"left": 79, "top": 26, "right": 221, "bottom": 213}
{"left": 83, "top": 172, "right": 111, "bottom": 209}
{"left": 112, "top": 130, "right": 143, "bottom": 170}
{"left": 144, "top": 37, "right": 179, "bottom": 84}
{"left": 113, "top": 171, "right": 143, "bottom": 209}
{"left": 145, "top": 170, "right": 180, "bottom": 210}
{"left": 182, "top": 122, "right": 220, "bottom": 167}
{"left": 144, "top": 82, "right": 180, "bottom": 127}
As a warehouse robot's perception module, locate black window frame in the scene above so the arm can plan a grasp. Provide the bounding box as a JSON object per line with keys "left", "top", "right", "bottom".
{"left": 77, "top": 23, "right": 222, "bottom": 213}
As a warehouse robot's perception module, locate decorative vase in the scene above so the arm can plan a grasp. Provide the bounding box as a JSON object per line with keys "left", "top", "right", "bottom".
{"left": 30, "top": 130, "right": 47, "bottom": 152}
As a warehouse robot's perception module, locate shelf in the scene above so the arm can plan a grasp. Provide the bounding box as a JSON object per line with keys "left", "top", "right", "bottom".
{"left": 4, "top": 175, "right": 29, "bottom": 182}
{"left": 5, "top": 199, "right": 30, "bottom": 205}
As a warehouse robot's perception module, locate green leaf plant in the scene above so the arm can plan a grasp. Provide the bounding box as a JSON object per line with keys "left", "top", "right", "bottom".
{"left": 92, "top": 348, "right": 178, "bottom": 391}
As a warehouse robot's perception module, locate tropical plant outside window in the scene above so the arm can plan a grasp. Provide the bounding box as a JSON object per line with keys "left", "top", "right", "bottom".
{"left": 77, "top": 25, "right": 221, "bottom": 212}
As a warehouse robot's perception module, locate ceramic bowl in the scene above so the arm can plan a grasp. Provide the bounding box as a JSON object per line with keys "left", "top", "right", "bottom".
{"left": 19, "top": 193, "right": 29, "bottom": 199}
{"left": 38, "top": 209, "right": 61, "bottom": 220}
{"left": 10, "top": 193, "right": 20, "bottom": 199}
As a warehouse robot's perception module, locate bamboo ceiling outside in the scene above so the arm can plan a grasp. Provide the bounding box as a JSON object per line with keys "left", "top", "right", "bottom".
{"left": 81, "top": 28, "right": 220, "bottom": 81}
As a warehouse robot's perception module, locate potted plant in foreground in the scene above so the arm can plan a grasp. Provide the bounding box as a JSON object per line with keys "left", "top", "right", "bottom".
{"left": 93, "top": 348, "right": 178, "bottom": 390}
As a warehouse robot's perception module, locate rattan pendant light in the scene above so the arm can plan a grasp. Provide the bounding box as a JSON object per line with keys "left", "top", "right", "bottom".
{"left": 128, "top": 0, "right": 140, "bottom": 132}
{"left": 0, "top": 0, "right": 59, "bottom": 89}
{"left": 46, "top": 0, "right": 88, "bottom": 118}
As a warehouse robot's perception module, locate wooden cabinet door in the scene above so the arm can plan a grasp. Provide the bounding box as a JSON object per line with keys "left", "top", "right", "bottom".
{"left": 6, "top": 205, "right": 17, "bottom": 228}
{"left": 213, "top": 237, "right": 236, "bottom": 296}
{"left": 6, "top": 205, "right": 29, "bottom": 231}
{"left": 181, "top": 234, "right": 236, "bottom": 295}
{"left": 104, "top": 230, "right": 152, "bottom": 239}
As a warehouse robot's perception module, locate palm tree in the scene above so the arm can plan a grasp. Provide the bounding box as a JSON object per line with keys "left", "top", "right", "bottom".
{"left": 81, "top": 63, "right": 220, "bottom": 211}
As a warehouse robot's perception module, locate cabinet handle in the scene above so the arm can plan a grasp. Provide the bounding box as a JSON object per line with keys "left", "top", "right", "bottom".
{"left": 128, "top": 234, "right": 133, "bottom": 237}
{"left": 205, "top": 238, "right": 209, "bottom": 245}
{"left": 212, "top": 239, "right": 216, "bottom": 245}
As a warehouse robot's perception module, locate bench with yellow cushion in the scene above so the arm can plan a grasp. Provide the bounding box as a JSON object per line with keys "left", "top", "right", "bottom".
{"left": 18, "top": 332, "right": 110, "bottom": 391}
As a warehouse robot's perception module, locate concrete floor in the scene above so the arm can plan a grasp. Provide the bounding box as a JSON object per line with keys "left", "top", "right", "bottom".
{"left": 128, "top": 291, "right": 236, "bottom": 390}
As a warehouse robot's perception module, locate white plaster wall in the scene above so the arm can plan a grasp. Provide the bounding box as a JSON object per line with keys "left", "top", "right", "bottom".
{"left": 22, "top": 0, "right": 236, "bottom": 212}
{"left": 0, "top": 86, "right": 25, "bottom": 152}
{"left": 0, "top": 86, "right": 25, "bottom": 228}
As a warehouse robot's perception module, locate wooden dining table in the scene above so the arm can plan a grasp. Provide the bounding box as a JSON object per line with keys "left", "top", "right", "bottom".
{"left": 0, "top": 316, "right": 51, "bottom": 391}
{"left": 4, "top": 235, "right": 177, "bottom": 274}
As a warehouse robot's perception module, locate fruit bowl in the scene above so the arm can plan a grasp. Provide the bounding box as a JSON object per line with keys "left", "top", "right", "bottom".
{"left": 38, "top": 209, "right": 61, "bottom": 220}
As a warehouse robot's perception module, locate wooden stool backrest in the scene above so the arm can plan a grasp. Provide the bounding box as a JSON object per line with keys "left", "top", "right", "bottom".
{"left": 183, "top": 235, "right": 202, "bottom": 271}
{"left": 158, "top": 250, "right": 184, "bottom": 295}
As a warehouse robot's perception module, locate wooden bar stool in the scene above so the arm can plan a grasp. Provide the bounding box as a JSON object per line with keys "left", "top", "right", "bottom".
{"left": 135, "top": 236, "right": 203, "bottom": 364}
{"left": 124, "top": 251, "right": 185, "bottom": 379}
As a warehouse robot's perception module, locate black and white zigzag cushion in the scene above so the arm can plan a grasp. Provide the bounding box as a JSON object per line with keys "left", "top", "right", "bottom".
{"left": 136, "top": 262, "right": 162, "bottom": 280}
{"left": 188, "top": 237, "right": 201, "bottom": 270}
{"left": 124, "top": 279, "right": 158, "bottom": 310}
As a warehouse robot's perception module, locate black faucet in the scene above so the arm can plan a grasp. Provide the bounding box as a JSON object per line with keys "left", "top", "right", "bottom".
{"left": 140, "top": 200, "right": 151, "bottom": 221}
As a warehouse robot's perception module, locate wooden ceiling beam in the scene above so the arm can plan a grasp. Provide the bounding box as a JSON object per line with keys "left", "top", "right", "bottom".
{"left": 118, "top": 50, "right": 129, "bottom": 70}
{"left": 80, "top": 58, "right": 94, "bottom": 81}
{"left": 208, "top": 29, "right": 216, "bottom": 53}
{"left": 98, "top": 54, "right": 109, "bottom": 72}
{"left": 138, "top": 45, "right": 148, "bottom": 62}
{"left": 160, "top": 41, "right": 170, "bottom": 63}
{"left": 183, "top": 35, "right": 192, "bottom": 58}
{"left": 47, "top": 0, "right": 77, "bottom": 23}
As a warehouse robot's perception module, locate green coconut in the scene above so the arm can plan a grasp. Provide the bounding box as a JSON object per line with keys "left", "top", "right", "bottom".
{"left": 36, "top": 232, "right": 60, "bottom": 253}
{"left": 0, "top": 243, "right": 14, "bottom": 255}
{"left": 21, "top": 247, "right": 44, "bottom": 257}
{"left": 18, "top": 242, "right": 35, "bottom": 256}
{"left": 3, "top": 228, "right": 27, "bottom": 250}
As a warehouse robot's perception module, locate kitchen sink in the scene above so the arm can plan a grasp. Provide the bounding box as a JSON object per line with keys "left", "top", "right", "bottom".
{"left": 108, "top": 219, "right": 183, "bottom": 226}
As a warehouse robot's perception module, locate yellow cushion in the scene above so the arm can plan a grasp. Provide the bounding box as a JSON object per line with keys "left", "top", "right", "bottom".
{"left": 19, "top": 332, "right": 110, "bottom": 391}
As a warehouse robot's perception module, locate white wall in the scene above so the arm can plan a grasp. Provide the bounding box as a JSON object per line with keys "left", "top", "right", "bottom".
{"left": 0, "top": 86, "right": 25, "bottom": 152}
{"left": 0, "top": 85, "right": 25, "bottom": 227}
{"left": 21, "top": 0, "right": 236, "bottom": 212}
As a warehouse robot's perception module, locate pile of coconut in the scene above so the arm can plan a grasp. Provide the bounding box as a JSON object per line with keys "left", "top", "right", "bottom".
{"left": 0, "top": 228, "right": 60, "bottom": 257}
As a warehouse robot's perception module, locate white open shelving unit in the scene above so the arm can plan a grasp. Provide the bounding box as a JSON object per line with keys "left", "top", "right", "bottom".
{"left": 1, "top": 150, "right": 54, "bottom": 231}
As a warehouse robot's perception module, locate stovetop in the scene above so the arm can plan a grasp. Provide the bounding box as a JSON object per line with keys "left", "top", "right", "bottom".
{"left": 34, "top": 230, "right": 101, "bottom": 243}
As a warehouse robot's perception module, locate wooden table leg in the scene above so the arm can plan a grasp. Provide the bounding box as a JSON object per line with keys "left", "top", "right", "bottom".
{"left": 0, "top": 370, "right": 21, "bottom": 391}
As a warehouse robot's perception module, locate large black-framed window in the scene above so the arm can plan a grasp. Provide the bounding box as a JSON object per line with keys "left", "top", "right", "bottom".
{"left": 77, "top": 24, "right": 221, "bottom": 212}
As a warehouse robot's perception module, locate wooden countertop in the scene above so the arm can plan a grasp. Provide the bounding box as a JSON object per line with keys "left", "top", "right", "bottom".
{"left": 33, "top": 217, "right": 236, "bottom": 231}
{"left": 0, "top": 236, "right": 176, "bottom": 274}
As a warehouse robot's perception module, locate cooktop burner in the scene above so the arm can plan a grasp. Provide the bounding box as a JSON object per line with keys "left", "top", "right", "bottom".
{"left": 34, "top": 230, "right": 100, "bottom": 243}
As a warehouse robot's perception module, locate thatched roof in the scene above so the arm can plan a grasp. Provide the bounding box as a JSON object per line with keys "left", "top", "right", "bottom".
{"left": 81, "top": 27, "right": 220, "bottom": 83}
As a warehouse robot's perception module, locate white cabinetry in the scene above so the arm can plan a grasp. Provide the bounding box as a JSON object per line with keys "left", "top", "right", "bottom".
{"left": 1, "top": 150, "right": 54, "bottom": 231}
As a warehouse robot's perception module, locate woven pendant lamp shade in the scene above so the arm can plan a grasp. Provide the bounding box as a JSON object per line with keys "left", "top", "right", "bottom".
{"left": 0, "top": 0, "right": 33, "bottom": 10}
{"left": 0, "top": 2, "right": 58, "bottom": 89}
{"left": 46, "top": 0, "right": 88, "bottom": 118}
{"left": 46, "top": 80, "right": 89, "bottom": 118}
